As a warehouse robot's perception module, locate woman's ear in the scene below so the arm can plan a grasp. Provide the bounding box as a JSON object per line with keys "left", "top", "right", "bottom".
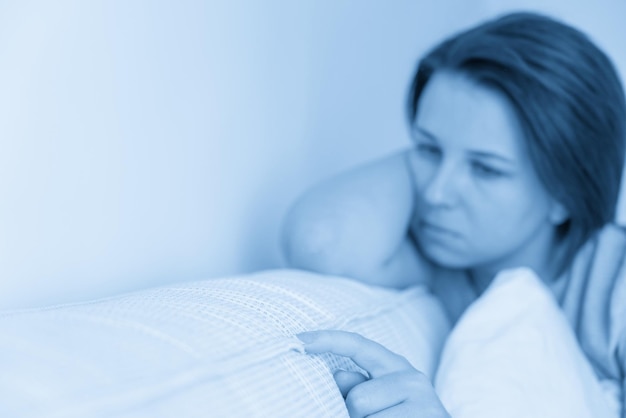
{"left": 549, "top": 201, "right": 569, "bottom": 226}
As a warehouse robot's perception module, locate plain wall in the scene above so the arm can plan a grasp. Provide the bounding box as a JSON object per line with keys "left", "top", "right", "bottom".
{"left": 0, "top": 1, "right": 624, "bottom": 309}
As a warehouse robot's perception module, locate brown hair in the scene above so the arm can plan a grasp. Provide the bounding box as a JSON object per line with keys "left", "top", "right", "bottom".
{"left": 408, "top": 11, "right": 626, "bottom": 271}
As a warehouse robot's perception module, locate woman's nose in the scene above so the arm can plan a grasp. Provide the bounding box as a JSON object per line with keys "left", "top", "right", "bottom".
{"left": 421, "top": 165, "right": 459, "bottom": 207}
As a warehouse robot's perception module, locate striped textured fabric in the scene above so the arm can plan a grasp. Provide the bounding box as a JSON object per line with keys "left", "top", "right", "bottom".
{"left": 0, "top": 269, "right": 450, "bottom": 418}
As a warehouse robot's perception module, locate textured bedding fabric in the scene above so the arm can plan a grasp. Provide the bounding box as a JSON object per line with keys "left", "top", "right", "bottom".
{"left": 435, "top": 268, "right": 621, "bottom": 418}
{"left": 0, "top": 269, "right": 450, "bottom": 418}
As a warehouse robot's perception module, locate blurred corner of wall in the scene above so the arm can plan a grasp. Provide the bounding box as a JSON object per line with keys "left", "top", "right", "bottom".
{"left": 0, "top": 1, "right": 625, "bottom": 308}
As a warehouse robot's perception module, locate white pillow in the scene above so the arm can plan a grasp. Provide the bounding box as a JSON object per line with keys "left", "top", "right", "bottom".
{"left": 0, "top": 269, "right": 450, "bottom": 418}
{"left": 435, "top": 267, "right": 619, "bottom": 418}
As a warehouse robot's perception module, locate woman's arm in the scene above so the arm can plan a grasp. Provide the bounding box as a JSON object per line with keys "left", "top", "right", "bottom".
{"left": 281, "top": 150, "right": 433, "bottom": 289}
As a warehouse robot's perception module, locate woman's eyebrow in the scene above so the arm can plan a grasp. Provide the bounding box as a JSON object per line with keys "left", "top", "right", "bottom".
{"left": 415, "top": 126, "right": 516, "bottom": 165}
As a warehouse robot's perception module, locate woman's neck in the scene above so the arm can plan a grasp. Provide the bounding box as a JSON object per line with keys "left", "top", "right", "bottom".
{"left": 468, "top": 228, "right": 564, "bottom": 296}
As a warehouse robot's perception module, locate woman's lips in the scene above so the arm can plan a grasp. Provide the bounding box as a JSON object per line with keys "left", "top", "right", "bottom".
{"left": 419, "top": 220, "right": 460, "bottom": 237}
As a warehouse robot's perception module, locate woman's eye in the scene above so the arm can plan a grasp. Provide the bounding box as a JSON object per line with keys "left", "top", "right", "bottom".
{"left": 415, "top": 143, "right": 442, "bottom": 160}
{"left": 471, "top": 161, "right": 504, "bottom": 178}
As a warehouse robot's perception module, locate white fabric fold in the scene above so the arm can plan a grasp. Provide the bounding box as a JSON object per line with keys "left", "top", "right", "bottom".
{"left": 435, "top": 267, "right": 620, "bottom": 418}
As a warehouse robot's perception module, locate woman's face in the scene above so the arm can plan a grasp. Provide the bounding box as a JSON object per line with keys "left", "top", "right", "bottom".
{"left": 408, "top": 70, "right": 565, "bottom": 273}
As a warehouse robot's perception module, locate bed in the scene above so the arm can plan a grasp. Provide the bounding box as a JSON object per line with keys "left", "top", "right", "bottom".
{"left": 0, "top": 268, "right": 620, "bottom": 417}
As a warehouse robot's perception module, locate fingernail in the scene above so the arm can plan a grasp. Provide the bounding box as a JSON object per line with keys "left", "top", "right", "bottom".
{"left": 296, "top": 332, "right": 317, "bottom": 344}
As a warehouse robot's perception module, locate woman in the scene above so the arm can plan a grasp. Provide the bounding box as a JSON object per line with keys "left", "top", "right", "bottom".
{"left": 282, "top": 11, "right": 626, "bottom": 417}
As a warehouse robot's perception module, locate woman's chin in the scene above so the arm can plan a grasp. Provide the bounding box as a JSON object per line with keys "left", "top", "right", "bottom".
{"left": 417, "top": 236, "right": 471, "bottom": 270}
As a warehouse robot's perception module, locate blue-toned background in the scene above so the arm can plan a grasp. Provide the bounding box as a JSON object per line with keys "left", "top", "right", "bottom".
{"left": 1, "top": 0, "right": 624, "bottom": 309}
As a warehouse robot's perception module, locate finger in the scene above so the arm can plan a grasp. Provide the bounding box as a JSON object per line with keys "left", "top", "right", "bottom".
{"left": 366, "top": 383, "right": 452, "bottom": 418}
{"left": 365, "top": 403, "right": 418, "bottom": 418}
{"left": 368, "top": 401, "right": 451, "bottom": 418}
{"left": 297, "top": 330, "right": 411, "bottom": 378}
{"left": 333, "top": 370, "right": 368, "bottom": 398}
{"left": 344, "top": 372, "right": 411, "bottom": 418}
{"left": 346, "top": 371, "right": 450, "bottom": 418}
{"left": 366, "top": 403, "right": 450, "bottom": 418}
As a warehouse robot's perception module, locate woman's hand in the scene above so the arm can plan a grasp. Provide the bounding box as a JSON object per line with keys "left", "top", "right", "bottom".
{"left": 297, "top": 330, "right": 451, "bottom": 418}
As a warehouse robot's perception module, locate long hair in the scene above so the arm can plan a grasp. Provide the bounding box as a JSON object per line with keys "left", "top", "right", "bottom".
{"left": 408, "top": 11, "right": 626, "bottom": 272}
